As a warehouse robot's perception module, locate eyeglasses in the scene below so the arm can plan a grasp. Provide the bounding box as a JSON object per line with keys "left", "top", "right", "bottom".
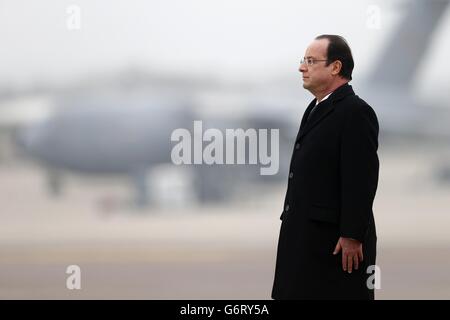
{"left": 300, "top": 57, "right": 328, "bottom": 66}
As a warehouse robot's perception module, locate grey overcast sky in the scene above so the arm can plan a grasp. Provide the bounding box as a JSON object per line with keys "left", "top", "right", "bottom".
{"left": 0, "top": 0, "right": 449, "bottom": 101}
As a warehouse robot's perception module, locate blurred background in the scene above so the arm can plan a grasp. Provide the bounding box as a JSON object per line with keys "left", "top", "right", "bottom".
{"left": 0, "top": 0, "right": 450, "bottom": 299}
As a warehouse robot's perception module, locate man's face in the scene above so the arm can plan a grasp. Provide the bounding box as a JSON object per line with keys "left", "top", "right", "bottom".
{"left": 299, "top": 39, "right": 334, "bottom": 93}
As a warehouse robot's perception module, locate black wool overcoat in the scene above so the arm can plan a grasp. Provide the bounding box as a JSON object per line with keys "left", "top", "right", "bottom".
{"left": 271, "top": 83, "right": 379, "bottom": 300}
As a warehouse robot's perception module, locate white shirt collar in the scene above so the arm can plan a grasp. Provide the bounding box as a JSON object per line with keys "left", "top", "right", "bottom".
{"left": 315, "top": 92, "right": 333, "bottom": 106}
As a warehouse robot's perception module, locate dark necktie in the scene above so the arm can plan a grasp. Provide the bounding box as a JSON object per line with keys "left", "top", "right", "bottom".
{"left": 306, "top": 103, "right": 319, "bottom": 123}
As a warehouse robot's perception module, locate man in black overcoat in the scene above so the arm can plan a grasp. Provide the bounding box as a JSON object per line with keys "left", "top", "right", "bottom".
{"left": 271, "top": 35, "right": 379, "bottom": 300}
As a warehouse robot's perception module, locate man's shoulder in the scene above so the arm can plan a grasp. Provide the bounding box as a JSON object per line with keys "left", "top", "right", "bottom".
{"left": 336, "top": 93, "right": 377, "bottom": 119}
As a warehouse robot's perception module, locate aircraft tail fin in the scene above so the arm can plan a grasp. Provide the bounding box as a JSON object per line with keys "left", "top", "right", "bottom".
{"left": 367, "top": 0, "right": 449, "bottom": 87}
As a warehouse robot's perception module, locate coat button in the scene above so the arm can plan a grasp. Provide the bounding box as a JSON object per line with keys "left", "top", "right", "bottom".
{"left": 289, "top": 172, "right": 293, "bottom": 179}
{"left": 295, "top": 143, "right": 300, "bottom": 150}
{"left": 285, "top": 204, "right": 290, "bottom": 211}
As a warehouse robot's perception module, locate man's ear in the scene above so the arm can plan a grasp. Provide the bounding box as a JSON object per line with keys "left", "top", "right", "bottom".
{"left": 331, "top": 60, "right": 342, "bottom": 76}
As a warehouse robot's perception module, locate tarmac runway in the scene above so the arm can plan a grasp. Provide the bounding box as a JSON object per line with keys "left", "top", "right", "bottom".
{"left": 1, "top": 145, "right": 450, "bottom": 299}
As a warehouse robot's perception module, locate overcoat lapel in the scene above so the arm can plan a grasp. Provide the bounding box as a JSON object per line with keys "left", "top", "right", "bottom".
{"left": 296, "top": 84, "right": 355, "bottom": 142}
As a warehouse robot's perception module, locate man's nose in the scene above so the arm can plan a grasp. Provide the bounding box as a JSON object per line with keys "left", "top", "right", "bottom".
{"left": 299, "top": 64, "right": 307, "bottom": 73}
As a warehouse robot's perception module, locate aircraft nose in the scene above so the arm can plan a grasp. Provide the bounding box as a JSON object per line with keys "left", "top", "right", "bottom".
{"left": 14, "top": 129, "right": 28, "bottom": 150}
{"left": 16, "top": 120, "right": 49, "bottom": 152}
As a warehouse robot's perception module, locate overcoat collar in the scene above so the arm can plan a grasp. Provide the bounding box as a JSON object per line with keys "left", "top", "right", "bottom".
{"left": 296, "top": 83, "right": 355, "bottom": 142}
